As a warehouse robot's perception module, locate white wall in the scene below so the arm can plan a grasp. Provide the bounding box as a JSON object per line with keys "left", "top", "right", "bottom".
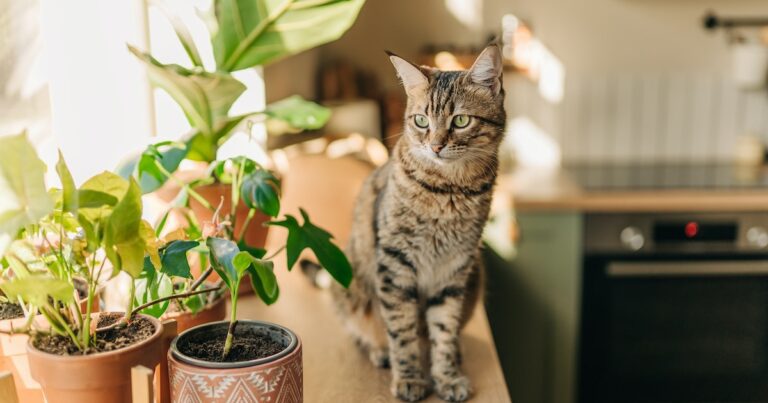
{"left": 313, "top": 0, "right": 768, "bottom": 163}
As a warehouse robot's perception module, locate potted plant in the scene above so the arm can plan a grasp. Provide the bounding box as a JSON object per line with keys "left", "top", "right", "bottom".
{"left": 121, "top": 0, "right": 365, "bottom": 256}
{"left": 167, "top": 205, "right": 352, "bottom": 402}
{"left": 0, "top": 134, "right": 217, "bottom": 402}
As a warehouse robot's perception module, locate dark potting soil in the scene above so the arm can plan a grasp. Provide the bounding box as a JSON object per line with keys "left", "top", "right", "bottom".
{"left": 33, "top": 313, "right": 155, "bottom": 356}
{"left": 178, "top": 327, "right": 285, "bottom": 363}
{"left": 0, "top": 301, "right": 24, "bottom": 320}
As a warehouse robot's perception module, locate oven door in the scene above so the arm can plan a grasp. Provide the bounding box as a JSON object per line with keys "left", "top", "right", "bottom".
{"left": 579, "top": 255, "right": 768, "bottom": 403}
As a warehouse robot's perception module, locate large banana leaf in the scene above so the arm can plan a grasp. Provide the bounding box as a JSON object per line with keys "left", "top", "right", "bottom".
{"left": 0, "top": 133, "right": 54, "bottom": 257}
{"left": 212, "top": 0, "right": 365, "bottom": 72}
{"left": 129, "top": 46, "right": 246, "bottom": 135}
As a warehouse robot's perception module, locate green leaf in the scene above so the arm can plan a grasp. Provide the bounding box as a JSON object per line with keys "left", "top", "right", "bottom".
{"left": 154, "top": 1, "right": 204, "bottom": 67}
{"left": 241, "top": 170, "right": 280, "bottom": 217}
{"left": 78, "top": 171, "right": 129, "bottom": 224}
{"left": 206, "top": 237, "right": 240, "bottom": 289}
{"left": 1, "top": 275, "right": 75, "bottom": 306}
{"left": 159, "top": 240, "right": 199, "bottom": 279}
{"left": 266, "top": 96, "right": 331, "bottom": 130}
{"left": 184, "top": 114, "right": 250, "bottom": 163}
{"left": 129, "top": 45, "right": 246, "bottom": 135}
{"left": 135, "top": 261, "right": 173, "bottom": 318}
{"left": 56, "top": 151, "right": 77, "bottom": 214}
{"left": 243, "top": 256, "right": 279, "bottom": 304}
{"left": 269, "top": 208, "right": 352, "bottom": 287}
{"left": 237, "top": 240, "right": 266, "bottom": 259}
{"left": 233, "top": 251, "right": 278, "bottom": 304}
{"left": 0, "top": 133, "right": 54, "bottom": 256}
{"left": 212, "top": 0, "right": 366, "bottom": 71}
{"left": 105, "top": 179, "right": 145, "bottom": 278}
{"left": 136, "top": 142, "right": 188, "bottom": 194}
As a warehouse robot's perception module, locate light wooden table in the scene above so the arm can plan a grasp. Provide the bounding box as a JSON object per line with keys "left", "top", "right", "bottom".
{"left": 238, "top": 265, "right": 511, "bottom": 403}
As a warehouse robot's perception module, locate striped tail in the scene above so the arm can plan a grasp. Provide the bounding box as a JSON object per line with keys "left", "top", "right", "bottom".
{"left": 299, "top": 259, "right": 332, "bottom": 289}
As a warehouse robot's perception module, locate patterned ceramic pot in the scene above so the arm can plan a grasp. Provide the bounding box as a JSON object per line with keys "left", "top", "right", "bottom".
{"left": 168, "top": 320, "right": 303, "bottom": 403}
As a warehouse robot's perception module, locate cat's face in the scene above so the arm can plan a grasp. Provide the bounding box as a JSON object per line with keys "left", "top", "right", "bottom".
{"left": 389, "top": 46, "right": 506, "bottom": 169}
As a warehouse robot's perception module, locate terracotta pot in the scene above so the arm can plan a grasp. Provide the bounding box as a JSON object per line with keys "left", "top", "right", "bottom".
{"left": 27, "top": 313, "right": 163, "bottom": 403}
{"left": 168, "top": 320, "right": 303, "bottom": 402}
{"left": 162, "top": 295, "right": 227, "bottom": 334}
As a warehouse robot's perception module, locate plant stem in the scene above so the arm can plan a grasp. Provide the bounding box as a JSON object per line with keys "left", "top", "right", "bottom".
{"left": 130, "top": 286, "right": 221, "bottom": 316}
{"left": 126, "top": 279, "right": 136, "bottom": 319}
{"left": 154, "top": 160, "right": 213, "bottom": 210}
{"left": 237, "top": 209, "right": 256, "bottom": 242}
{"left": 190, "top": 267, "right": 214, "bottom": 290}
{"left": 263, "top": 245, "right": 286, "bottom": 261}
{"left": 222, "top": 283, "right": 239, "bottom": 359}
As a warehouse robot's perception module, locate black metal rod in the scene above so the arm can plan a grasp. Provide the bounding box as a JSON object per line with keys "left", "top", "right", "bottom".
{"left": 704, "top": 11, "right": 768, "bottom": 30}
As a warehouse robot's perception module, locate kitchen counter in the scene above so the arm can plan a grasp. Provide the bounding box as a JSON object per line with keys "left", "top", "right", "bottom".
{"left": 3, "top": 265, "right": 510, "bottom": 403}
{"left": 502, "top": 165, "right": 768, "bottom": 212}
{"left": 240, "top": 261, "right": 511, "bottom": 403}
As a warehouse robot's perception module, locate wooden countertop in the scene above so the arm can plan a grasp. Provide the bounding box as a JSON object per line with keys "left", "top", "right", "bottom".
{"left": 1, "top": 261, "right": 510, "bottom": 403}
{"left": 239, "top": 264, "right": 511, "bottom": 403}
{"left": 501, "top": 167, "right": 768, "bottom": 213}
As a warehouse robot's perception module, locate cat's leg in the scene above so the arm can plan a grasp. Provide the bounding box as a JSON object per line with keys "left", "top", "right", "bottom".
{"left": 375, "top": 259, "right": 429, "bottom": 401}
{"left": 425, "top": 262, "right": 476, "bottom": 402}
{"left": 331, "top": 282, "right": 390, "bottom": 368}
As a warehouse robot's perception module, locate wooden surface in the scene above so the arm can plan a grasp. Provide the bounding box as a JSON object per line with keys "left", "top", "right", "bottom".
{"left": 238, "top": 265, "right": 511, "bottom": 403}
{"left": 502, "top": 169, "right": 768, "bottom": 212}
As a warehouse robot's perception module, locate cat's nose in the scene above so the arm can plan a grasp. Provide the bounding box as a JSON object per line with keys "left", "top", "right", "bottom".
{"left": 430, "top": 143, "right": 445, "bottom": 154}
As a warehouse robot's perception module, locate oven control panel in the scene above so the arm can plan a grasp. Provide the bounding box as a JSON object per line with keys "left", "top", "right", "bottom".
{"left": 585, "top": 213, "right": 768, "bottom": 253}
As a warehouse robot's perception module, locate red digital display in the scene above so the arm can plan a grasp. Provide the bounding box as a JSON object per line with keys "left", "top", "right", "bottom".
{"left": 684, "top": 221, "right": 699, "bottom": 238}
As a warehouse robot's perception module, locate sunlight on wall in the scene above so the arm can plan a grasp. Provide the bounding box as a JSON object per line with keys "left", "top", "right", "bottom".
{"left": 502, "top": 14, "right": 565, "bottom": 104}
{"left": 39, "top": 0, "right": 154, "bottom": 184}
{"left": 507, "top": 116, "right": 561, "bottom": 168}
{"left": 445, "top": 0, "right": 483, "bottom": 31}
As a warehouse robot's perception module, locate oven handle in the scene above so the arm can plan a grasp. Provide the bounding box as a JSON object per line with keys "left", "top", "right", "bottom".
{"left": 607, "top": 261, "right": 768, "bottom": 277}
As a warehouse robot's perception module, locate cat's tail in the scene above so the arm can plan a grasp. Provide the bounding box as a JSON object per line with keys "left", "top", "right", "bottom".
{"left": 299, "top": 259, "right": 333, "bottom": 289}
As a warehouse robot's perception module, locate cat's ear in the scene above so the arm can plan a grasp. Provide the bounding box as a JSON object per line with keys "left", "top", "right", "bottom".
{"left": 387, "top": 51, "right": 429, "bottom": 95}
{"left": 467, "top": 44, "right": 503, "bottom": 95}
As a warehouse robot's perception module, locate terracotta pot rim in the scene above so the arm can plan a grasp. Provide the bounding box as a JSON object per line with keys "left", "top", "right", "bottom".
{"left": 25, "top": 312, "right": 162, "bottom": 361}
{"left": 170, "top": 319, "right": 298, "bottom": 369}
{"left": 161, "top": 293, "right": 225, "bottom": 320}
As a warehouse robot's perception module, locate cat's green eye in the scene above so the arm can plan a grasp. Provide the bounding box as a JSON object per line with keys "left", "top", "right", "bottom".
{"left": 413, "top": 114, "right": 429, "bottom": 129}
{"left": 452, "top": 114, "right": 471, "bottom": 128}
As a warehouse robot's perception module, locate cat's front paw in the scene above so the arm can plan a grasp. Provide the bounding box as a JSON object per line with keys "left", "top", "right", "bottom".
{"left": 434, "top": 375, "right": 472, "bottom": 402}
{"left": 391, "top": 377, "right": 430, "bottom": 402}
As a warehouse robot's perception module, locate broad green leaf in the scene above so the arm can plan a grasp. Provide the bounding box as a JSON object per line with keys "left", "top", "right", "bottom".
{"left": 135, "top": 261, "right": 173, "bottom": 318}
{"left": 270, "top": 208, "right": 352, "bottom": 287}
{"left": 237, "top": 240, "right": 266, "bottom": 259}
{"left": 266, "top": 96, "right": 331, "bottom": 130}
{"left": 159, "top": 240, "right": 199, "bottom": 279}
{"left": 1, "top": 275, "right": 75, "bottom": 306}
{"left": 206, "top": 237, "right": 240, "bottom": 289}
{"left": 0, "top": 133, "right": 54, "bottom": 256}
{"left": 240, "top": 170, "right": 280, "bottom": 217}
{"left": 56, "top": 151, "right": 77, "bottom": 214}
{"left": 141, "top": 220, "right": 162, "bottom": 270}
{"left": 184, "top": 114, "right": 249, "bottom": 162}
{"left": 135, "top": 142, "right": 188, "bottom": 194}
{"left": 154, "top": 0, "right": 204, "bottom": 67}
{"left": 129, "top": 46, "right": 246, "bottom": 135}
{"left": 78, "top": 171, "right": 129, "bottom": 224}
{"left": 212, "top": 0, "right": 366, "bottom": 71}
{"left": 105, "top": 179, "right": 145, "bottom": 278}
{"left": 233, "top": 250, "right": 278, "bottom": 304}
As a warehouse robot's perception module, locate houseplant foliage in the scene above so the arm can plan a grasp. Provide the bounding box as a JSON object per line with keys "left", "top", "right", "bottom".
{"left": 0, "top": 133, "right": 185, "bottom": 402}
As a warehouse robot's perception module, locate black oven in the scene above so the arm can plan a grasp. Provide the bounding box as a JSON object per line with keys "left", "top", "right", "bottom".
{"left": 579, "top": 213, "right": 768, "bottom": 403}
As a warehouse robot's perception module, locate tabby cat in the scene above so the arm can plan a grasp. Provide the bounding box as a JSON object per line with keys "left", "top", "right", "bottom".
{"left": 309, "top": 44, "right": 505, "bottom": 402}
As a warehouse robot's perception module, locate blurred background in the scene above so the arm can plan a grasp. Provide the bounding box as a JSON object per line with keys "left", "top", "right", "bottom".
{"left": 4, "top": 0, "right": 768, "bottom": 402}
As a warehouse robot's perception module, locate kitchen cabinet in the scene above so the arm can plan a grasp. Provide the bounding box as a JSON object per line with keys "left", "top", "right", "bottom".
{"left": 486, "top": 212, "right": 582, "bottom": 403}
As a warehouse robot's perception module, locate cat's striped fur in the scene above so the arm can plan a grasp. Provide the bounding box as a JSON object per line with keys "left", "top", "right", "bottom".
{"left": 314, "top": 45, "right": 505, "bottom": 402}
